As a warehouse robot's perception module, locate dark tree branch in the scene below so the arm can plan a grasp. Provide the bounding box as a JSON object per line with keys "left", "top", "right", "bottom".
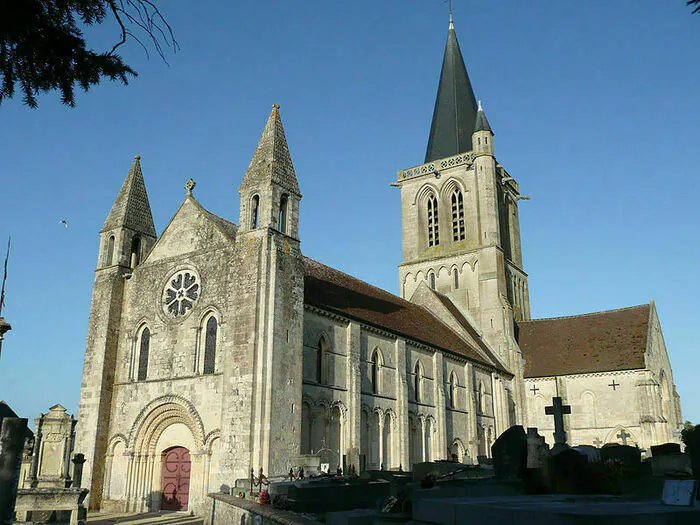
{"left": 689, "top": 1, "right": 700, "bottom": 14}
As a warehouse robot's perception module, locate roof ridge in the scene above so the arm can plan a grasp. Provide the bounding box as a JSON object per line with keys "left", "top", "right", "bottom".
{"left": 522, "top": 303, "right": 650, "bottom": 323}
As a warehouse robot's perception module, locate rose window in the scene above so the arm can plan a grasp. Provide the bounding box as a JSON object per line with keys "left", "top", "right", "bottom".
{"left": 163, "top": 270, "right": 200, "bottom": 317}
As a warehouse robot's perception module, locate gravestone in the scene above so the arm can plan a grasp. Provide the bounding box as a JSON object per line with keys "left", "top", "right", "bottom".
{"left": 30, "top": 405, "right": 76, "bottom": 489}
{"left": 651, "top": 443, "right": 681, "bottom": 457}
{"left": 573, "top": 445, "right": 601, "bottom": 464}
{"left": 0, "top": 415, "right": 28, "bottom": 525}
{"left": 491, "top": 425, "right": 527, "bottom": 480}
{"left": 600, "top": 444, "right": 641, "bottom": 467}
{"left": 650, "top": 453, "right": 693, "bottom": 477}
{"left": 526, "top": 428, "right": 548, "bottom": 469}
{"left": 544, "top": 397, "right": 571, "bottom": 453}
{"left": 547, "top": 448, "right": 587, "bottom": 494}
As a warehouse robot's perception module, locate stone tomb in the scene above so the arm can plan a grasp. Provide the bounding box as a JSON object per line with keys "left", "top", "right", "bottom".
{"left": 491, "top": 425, "right": 527, "bottom": 481}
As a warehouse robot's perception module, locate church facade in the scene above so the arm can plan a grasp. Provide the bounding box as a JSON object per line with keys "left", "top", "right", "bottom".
{"left": 74, "top": 16, "right": 682, "bottom": 515}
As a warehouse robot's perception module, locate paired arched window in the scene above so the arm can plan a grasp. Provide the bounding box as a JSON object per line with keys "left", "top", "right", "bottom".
{"left": 316, "top": 336, "right": 328, "bottom": 384}
{"left": 414, "top": 361, "right": 423, "bottom": 402}
{"left": 427, "top": 194, "right": 439, "bottom": 246}
{"left": 203, "top": 316, "right": 218, "bottom": 374}
{"left": 137, "top": 326, "right": 150, "bottom": 381}
{"left": 371, "top": 349, "right": 382, "bottom": 394}
{"left": 449, "top": 372, "right": 458, "bottom": 409}
{"left": 106, "top": 235, "right": 115, "bottom": 266}
{"left": 250, "top": 195, "right": 260, "bottom": 229}
{"left": 451, "top": 190, "right": 465, "bottom": 241}
{"left": 130, "top": 236, "right": 141, "bottom": 268}
{"left": 279, "top": 195, "right": 288, "bottom": 234}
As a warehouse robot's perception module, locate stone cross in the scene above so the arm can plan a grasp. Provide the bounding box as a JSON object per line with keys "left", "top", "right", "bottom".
{"left": 185, "top": 178, "right": 196, "bottom": 196}
{"left": 617, "top": 429, "right": 631, "bottom": 446}
{"left": 530, "top": 385, "right": 540, "bottom": 395}
{"left": 608, "top": 380, "right": 619, "bottom": 391}
{"left": 545, "top": 396, "right": 571, "bottom": 448}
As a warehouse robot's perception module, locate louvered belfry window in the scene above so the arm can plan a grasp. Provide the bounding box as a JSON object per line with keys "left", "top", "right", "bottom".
{"left": 427, "top": 195, "right": 439, "bottom": 246}
{"left": 451, "top": 190, "right": 465, "bottom": 241}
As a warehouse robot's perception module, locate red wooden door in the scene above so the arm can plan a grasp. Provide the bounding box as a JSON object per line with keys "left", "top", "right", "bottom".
{"left": 161, "top": 446, "right": 191, "bottom": 511}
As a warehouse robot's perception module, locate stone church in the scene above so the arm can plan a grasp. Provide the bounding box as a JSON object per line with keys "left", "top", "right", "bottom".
{"left": 74, "top": 14, "right": 683, "bottom": 515}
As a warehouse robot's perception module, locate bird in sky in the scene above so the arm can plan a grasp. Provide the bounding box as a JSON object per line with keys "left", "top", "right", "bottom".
{"left": 60, "top": 219, "right": 69, "bottom": 228}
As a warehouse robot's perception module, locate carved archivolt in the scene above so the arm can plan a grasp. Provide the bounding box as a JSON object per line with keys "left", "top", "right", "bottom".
{"left": 127, "top": 394, "right": 206, "bottom": 454}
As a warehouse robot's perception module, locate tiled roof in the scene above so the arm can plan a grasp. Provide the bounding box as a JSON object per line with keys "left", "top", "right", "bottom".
{"left": 303, "top": 257, "right": 498, "bottom": 369}
{"left": 517, "top": 304, "right": 650, "bottom": 378}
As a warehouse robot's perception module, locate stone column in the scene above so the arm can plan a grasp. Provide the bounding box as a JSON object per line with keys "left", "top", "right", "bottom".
{"left": 377, "top": 416, "right": 384, "bottom": 469}
{"left": 0, "top": 417, "right": 28, "bottom": 525}
{"left": 345, "top": 321, "right": 362, "bottom": 471}
{"left": 394, "top": 338, "right": 409, "bottom": 469}
{"left": 433, "top": 353, "right": 447, "bottom": 460}
{"left": 419, "top": 418, "right": 426, "bottom": 462}
{"left": 465, "top": 363, "right": 478, "bottom": 460}
{"left": 72, "top": 454, "right": 86, "bottom": 489}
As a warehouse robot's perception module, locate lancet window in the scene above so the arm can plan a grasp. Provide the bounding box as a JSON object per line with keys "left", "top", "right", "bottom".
{"left": 130, "top": 236, "right": 141, "bottom": 267}
{"left": 427, "top": 194, "right": 439, "bottom": 246}
{"left": 451, "top": 190, "right": 465, "bottom": 241}
{"left": 371, "top": 349, "right": 381, "bottom": 394}
{"left": 106, "top": 235, "right": 115, "bottom": 266}
{"left": 449, "top": 372, "right": 458, "bottom": 409}
{"left": 251, "top": 195, "right": 260, "bottom": 228}
{"left": 279, "top": 195, "right": 288, "bottom": 234}
{"left": 203, "top": 316, "right": 218, "bottom": 374}
{"left": 137, "top": 326, "right": 150, "bottom": 381}
{"left": 414, "top": 361, "right": 423, "bottom": 402}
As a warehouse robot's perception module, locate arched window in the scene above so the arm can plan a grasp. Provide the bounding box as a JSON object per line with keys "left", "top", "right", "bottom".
{"left": 316, "top": 336, "right": 328, "bottom": 384}
{"left": 130, "top": 236, "right": 141, "bottom": 268}
{"left": 449, "top": 372, "right": 458, "bottom": 409}
{"left": 106, "top": 235, "right": 115, "bottom": 266}
{"left": 137, "top": 327, "right": 150, "bottom": 381}
{"left": 371, "top": 349, "right": 381, "bottom": 394}
{"left": 203, "top": 316, "right": 217, "bottom": 374}
{"left": 250, "top": 195, "right": 260, "bottom": 228}
{"left": 451, "top": 190, "right": 465, "bottom": 241}
{"left": 279, "top": 195, "right": 288, "bottom": 234}
{"left": 427, "top": 194, "right": 439, "bottom": 246}
{"left": 453, "top": 269, "right": 459, "bottom": 289}
{"left": 414, "top": 361, "right": 423, "bottom": 402}
{"left": 428, "top": 272, "right": 436, "bottom": 290}
{"left": 477, "top": 380, "right": 485, "bottom": 414}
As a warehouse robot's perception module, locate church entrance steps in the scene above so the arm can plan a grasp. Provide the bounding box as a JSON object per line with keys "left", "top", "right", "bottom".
{"left": 87, "top": 511, "right": 203, "bottom": 525}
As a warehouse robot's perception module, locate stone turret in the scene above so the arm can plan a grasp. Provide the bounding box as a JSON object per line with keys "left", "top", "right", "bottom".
{"left": 99, "top": 156, "right": 157, "bottom": 269}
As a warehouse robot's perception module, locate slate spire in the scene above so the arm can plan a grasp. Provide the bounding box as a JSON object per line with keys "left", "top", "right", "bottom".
{"left": 424, "top": 14, "right": 479, "bottom": 163}
{"left": 101, "top": 156, "right": 156, "bottom": 237}
{"left": 240, "top": 104, "right": 300, "bottom": 196}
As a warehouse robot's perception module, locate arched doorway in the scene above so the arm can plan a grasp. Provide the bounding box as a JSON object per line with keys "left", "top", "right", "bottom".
{"left": 161, "top": 446, "right": 191, "bottom": 511}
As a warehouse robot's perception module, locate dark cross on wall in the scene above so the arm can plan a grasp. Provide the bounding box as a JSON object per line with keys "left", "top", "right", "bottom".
{"left": 530, "top": 385, "right": 540, "bottom": 395}
{"left": 545, "top": 396, "right": 571, "bottom": 449}
{"left": 608, "top": 380, "right": 620, "bottom": 391}
{"left": 617, "top": 429, "right": 631, "bottom": 446}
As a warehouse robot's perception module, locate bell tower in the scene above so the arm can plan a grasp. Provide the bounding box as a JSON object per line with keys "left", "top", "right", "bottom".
{"left": 394, "top": 14, "right": 530, "bottom": 426}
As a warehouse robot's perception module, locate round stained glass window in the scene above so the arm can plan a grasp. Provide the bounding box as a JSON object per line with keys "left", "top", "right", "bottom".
{"left": 162, "top": 269, "right": 200, "bottom": 318}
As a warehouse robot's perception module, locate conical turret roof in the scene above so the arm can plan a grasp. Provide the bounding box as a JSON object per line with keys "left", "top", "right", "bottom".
{"left": 101, "top": 156, "right": 156, "bottom": 237}
{"left": 424, "top": 15, "right": 479, "bottom": 163}
{"left": 240, "top": 104, "right": 300, "bottom": 196}
{"left": 474, "top": 100, "right": 492, "bottom": 133}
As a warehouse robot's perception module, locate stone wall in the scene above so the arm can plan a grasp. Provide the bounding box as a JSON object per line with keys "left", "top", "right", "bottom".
{"left": 206, "top": 494, "right": 321, "bottom": 525}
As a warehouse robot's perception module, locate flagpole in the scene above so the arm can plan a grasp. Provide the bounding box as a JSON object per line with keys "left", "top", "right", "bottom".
{"left": 0, "top": 237, "right": 12, "bottom": 361}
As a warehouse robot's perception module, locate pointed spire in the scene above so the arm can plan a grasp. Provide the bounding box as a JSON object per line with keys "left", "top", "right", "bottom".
{"left": 240, "top": 104, "right": 300, "bottom": 196}
{"left": 474, "top": 100, "right": 492, "bottom": 133}
{"left": 424, "top": 14, "right": 479, "bottom": 163}
{"left": 101, "top": 155, "right": 157, "bottom": 237}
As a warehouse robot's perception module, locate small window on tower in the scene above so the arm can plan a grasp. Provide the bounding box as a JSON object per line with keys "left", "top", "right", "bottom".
{"left": 137, "top": 326, "right": 150, "bottom": 381}
{"left": 427, "top": 195, "right": 439, "bottom": 247}
{"left": 477, "top": 137, "right": 481, "bottom": 146}
{"left": 130, "top": 236, "right": 141, "bottom": 268}
{"left": 106, "top": 235, "right": 115, "bottom": 266}
{"left": 451, "top": 190, "right": 465, "bottom": 242}
{"left": 485, "top": 136, "right": 488, "bottom": 145}
{"left": 251, "top": 195, "right": 260, "bottom": 228}
{"left": 279, "top": 195, "right": 288, "bottom": 234}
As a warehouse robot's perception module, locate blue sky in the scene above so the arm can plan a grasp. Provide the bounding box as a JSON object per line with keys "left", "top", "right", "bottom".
{"left": 1, "top": 1, "right": 699, "bottom": 427}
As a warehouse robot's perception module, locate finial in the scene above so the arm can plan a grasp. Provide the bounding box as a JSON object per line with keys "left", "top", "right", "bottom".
{"left": 134, "top": 155, "right": 141, "bottom": 161}
{"left": 448, "top": 0, "right": 454, "bottom": 29}
{"left": 478, "top": 100, "right": 483, "bottom": 111}
{"left": 272, "top": 103, "right": 280, "bottom": 111}
{"left": 185, "top": 178, "right": 196, "bottom": 196}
